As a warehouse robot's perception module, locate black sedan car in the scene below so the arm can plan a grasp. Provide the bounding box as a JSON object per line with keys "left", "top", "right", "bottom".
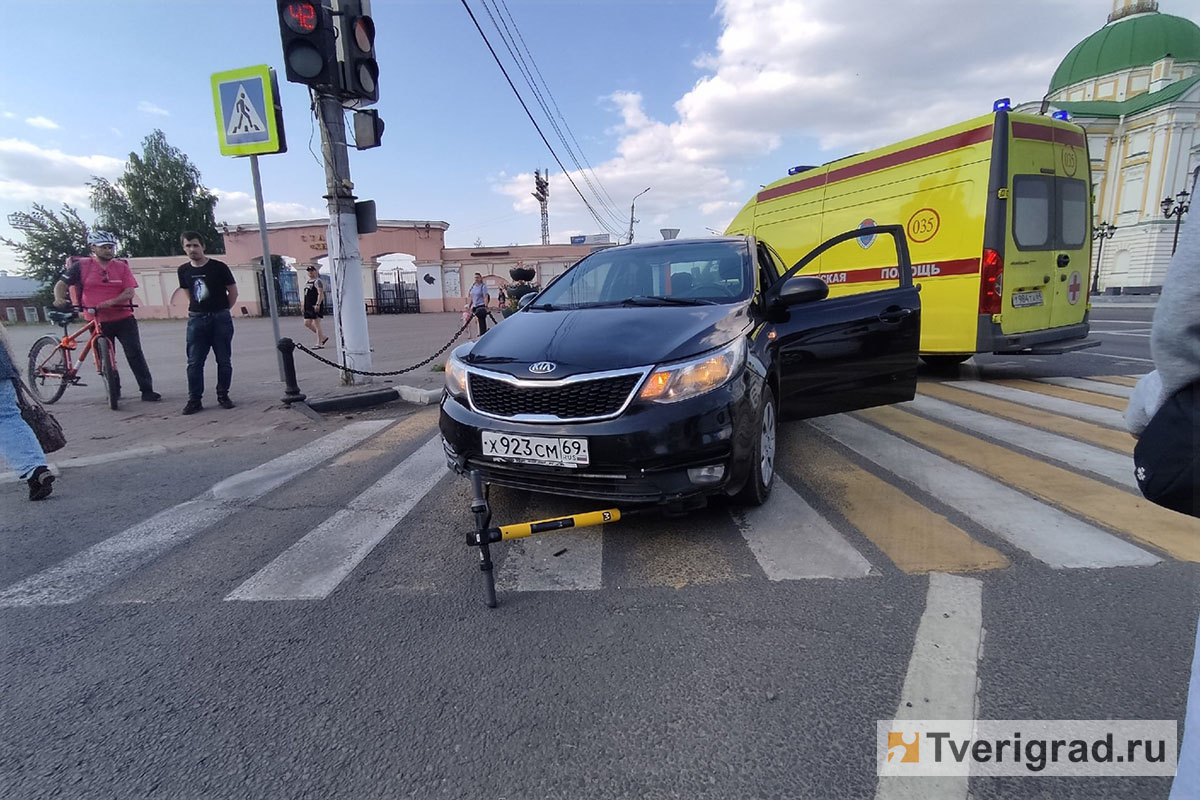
{"left": 440, "top": 226, "right": 921, "bottom": 510}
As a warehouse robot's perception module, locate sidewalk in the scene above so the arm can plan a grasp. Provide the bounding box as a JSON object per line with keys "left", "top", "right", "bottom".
{"left": 7, "top": 312, "right": 468, "bottom": 472}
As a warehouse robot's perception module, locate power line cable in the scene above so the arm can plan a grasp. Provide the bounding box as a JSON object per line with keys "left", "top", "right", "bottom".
{"left": 496, "top": 0, "right": 623, "bottom": 217}
{"left": 481, "top": 0, "right": 625, "bottom": 230}
{"left": 459, "top": 0, "right": 624, "bottom": 239}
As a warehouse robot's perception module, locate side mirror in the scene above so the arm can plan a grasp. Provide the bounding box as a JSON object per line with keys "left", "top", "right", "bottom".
{"left": 517, "top": 292, "right": 538, "bottom": 309}
{"left": 775, "top": 276, "right": 829, "bottom": 306}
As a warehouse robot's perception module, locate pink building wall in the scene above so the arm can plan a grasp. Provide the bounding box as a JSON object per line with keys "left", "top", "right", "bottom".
{"left": 123, "top": 219, "right": 608, "bottom": 318}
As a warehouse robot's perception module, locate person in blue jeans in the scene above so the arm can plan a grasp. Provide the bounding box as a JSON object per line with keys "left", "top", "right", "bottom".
{"left": 0, "top": 322, "right": 54, "bottom": 500}
{"left": 177, "top": 231, "right": 238, "bottom": 415}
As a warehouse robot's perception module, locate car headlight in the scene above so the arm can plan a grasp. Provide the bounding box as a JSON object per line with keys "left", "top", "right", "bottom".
{"left": 639, "top": 338, "right": 745, "bottom": 403}
{"left": 445, "top": 354, "right": 468, "bottom": 397}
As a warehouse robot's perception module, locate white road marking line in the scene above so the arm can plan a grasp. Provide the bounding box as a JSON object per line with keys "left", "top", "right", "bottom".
{"left": 875, "top": 573, "right": 982, "bottom": 800}
{"left": 949, "top": 380, "right": 1127, "bottom": 428}
{"left": 732, "top": 479, "right": 874, "bottom": 580}
{"left": 907, "top": 395, "right": 1136, "bottom": 489}
{"left": 495, "top": 529, "right": 605, "bottom": 592}
{"left": 1081, "top": 352, "right": 1155, "bottom": 364}
{"left": 1095, "top": 330, "right": 1151, "bottom": 337}
{"left": 1091, "top": 319, "right": 1155, "bottom": 324}
{"left": 0, "top": 421, "right": 392, "bottom": 607}
{"left": 1033, "top": 376, "right": 1134, "bottom": 398}
{"left": 811, "top": 416, "right": 1159, "bottom": 569}
{"left": 226, "top": 436, "right": 448, "bottom": 601}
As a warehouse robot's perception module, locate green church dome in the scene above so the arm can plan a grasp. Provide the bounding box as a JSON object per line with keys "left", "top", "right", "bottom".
{"left": 1050, "top": 11, "right": 1200, "bottom": 93}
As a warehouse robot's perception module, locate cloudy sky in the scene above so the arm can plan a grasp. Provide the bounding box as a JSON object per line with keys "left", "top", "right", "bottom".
{"left": 1, "top": 0, "right": 1197, "bottom": 271}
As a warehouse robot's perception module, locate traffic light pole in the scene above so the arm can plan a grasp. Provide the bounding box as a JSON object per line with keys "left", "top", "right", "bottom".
{"left": 316, "top": 94, "right": 373, "bottom": 383}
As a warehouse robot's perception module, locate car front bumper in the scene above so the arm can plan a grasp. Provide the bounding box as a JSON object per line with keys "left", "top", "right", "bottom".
{"left": 438, "top": 376, "right": 757, "bottom": 505}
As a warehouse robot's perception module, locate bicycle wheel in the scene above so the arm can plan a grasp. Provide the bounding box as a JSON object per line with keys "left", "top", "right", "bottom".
{"left": 98, "top": 337, "right": 119, "bottom": 411}
{"left": 27, "top": 336, "right": 70, "bottom": 404}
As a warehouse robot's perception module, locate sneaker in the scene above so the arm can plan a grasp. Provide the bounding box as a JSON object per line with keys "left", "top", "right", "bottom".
{"left": 182, "top": 399, "right": 203, "bottom": 415}
{"left": 217, "top": 395, "right": 236, "bottom": 410}
{"left": 27, "top": 466, "right": 54, "bottom": 501}
{"left": 141, "top": 391, "right": 162, "bottom": 402}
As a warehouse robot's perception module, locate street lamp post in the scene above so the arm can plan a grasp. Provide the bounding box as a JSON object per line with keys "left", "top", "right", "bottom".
{"left": 627, "top": 187, "right": 650, "bottom": 244}
{"left": 1161, "top": 189, "right": 1190, "bottom": 256}
{"left": 1091, "top": 221, "right": 1116, "bottom": 294}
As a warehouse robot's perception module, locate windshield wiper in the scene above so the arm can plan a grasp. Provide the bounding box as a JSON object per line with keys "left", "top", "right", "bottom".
{"left": 619, "top": 295, "right": 717, "bottom": 306}
{"left": 527, "top": 303, "right": 558, "bottom": 310}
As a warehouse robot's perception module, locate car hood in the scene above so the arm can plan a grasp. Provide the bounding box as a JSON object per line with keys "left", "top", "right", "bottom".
{"left": 464, "top": 303, "right": 751, "bottom": 377}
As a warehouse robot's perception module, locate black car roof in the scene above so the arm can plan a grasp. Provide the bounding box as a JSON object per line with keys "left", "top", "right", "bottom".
{"left": 612, "top": 236, "right": 750, "bottom": 252}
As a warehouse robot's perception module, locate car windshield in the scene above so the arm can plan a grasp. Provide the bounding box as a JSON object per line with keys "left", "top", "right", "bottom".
{"left": 533, "top": 240, "right": 752, "bottom": 309}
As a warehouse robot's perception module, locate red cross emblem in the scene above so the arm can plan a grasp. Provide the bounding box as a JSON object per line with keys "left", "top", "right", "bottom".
{"left": 1067, "top": 270, "right": 1082, "bottom": 304}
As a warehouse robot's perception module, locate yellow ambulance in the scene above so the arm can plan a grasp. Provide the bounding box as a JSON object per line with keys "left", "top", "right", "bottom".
{"left": 726, "top": 100, "right": 1100, "bottom": 366}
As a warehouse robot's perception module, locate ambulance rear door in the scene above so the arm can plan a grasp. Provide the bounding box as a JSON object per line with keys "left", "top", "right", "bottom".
{"left": 1004, "top": 118, "right": 1090, "bottom": 333}
{"left": 1046, "top": 124, "right": 1090, "bottom": 329}
{"left": 1004, "top": 121, "right": 1058, "bottom": 333}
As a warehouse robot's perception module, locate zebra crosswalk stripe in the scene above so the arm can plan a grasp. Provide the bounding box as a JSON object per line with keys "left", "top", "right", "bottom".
{"left": 1034, "top": 376, "right": 1134, "bottom": 399}
{"left": 225, "top": 436, "right": 449, "bottom": 602}
{"left": 732, "top": 479, "right": 874, "bottom": 580}
{"left": 0, "top": 421, "right": 392, "bottom": 607}
{"left": 905, "top": 394, "right": 1137, "bottom": 489}
{"left": 780, "top": 427, "right": 1008, "bottom": 574}
{"left": 994, "top": 378, "right": 1128, "bottom": 412}
{"left": 949, "top": 380, "right": 1127, "bottom": 429}
{"left": 862, "top": 405, "right": 1200, "bottom": 563}
{"left": 810, "top": 416, "right": 1160, "bottom": 569}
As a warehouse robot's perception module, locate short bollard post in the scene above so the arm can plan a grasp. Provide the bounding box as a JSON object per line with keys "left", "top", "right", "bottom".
{"left": 278, "top": 337, "right": 307, "bottom": 405}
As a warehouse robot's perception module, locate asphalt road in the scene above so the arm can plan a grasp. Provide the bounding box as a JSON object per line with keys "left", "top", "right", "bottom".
{"left": 2, "top": 301, "right": 1196, "bottom": 799}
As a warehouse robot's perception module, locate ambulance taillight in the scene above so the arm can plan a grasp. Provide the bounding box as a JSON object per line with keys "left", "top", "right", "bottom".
{"left": 979, "top": 249, "right": 1004, "bottom": 315}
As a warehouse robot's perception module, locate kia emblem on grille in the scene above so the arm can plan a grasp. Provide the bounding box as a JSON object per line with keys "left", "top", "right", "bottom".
{"left": 528, "top": 361, "right": 557, "bottom": 374}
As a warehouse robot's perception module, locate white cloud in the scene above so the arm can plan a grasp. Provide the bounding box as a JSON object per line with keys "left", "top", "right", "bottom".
{"left": 0, "top": 139, "right": 125, "bottom": 190}
{"left": 137, "top": 101, "right": 170, "bottom": 117}
{"left": 25, "top": 116, "right": 59, "bottom": 130}
{"left": 494, "top": 0, "right": 1123, "bottom": 239}
{"left": 211, "top": 187, "right": 325, "bottom": 224}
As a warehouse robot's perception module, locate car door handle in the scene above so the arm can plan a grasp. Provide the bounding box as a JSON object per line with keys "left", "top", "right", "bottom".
{"left": 878, "top": 308, "right": 913, "bottom": 323}
{"left": 1057, "top": 253, "right": 1070, "bottom": 268}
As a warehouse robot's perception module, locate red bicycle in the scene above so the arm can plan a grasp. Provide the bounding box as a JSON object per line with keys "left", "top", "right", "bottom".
{"left": 27, "top": 306, "right": 131, "bottom": 410}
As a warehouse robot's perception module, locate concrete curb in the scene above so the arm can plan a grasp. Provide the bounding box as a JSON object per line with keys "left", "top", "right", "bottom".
{"left": 302, "top": 384, "right": 442, "bottom": 414}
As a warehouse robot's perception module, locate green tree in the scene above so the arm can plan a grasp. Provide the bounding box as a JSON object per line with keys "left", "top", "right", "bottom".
{"left": 0, "top": 203, "right": 89, "bottom": 304}
{"left": 89, "top": 129, "right": 224, "bottom": 257}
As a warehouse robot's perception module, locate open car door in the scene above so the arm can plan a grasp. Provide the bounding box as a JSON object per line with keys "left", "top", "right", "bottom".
{"left": 763, "top": 224, "right": 921, "bottom": 420}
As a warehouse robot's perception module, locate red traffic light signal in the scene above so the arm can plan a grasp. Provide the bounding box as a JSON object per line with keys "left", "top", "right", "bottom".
{"left": 278, "top": 1, "right": 341, "bottom": 89}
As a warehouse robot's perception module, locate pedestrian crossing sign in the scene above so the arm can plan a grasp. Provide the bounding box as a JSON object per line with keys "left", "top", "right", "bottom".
{"left": 211, "top": 64, "right": 287, "bottom": 156}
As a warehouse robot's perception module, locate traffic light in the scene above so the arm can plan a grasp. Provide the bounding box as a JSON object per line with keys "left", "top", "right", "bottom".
{"left": 352, "top": 109, "right": 384, "bottom": 150}
{"left": 532, "top": 169, "right": 549, "bottom": 203}
{"left": 336, "top": 0, "right": 379, "bottom": 104}
{"left": 277, "top": 1, "right": 341, "bottom": 90}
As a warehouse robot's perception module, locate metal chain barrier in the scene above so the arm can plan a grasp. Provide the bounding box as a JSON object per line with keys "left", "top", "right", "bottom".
{"left": 292, "top": 317, "right": 474, "bottom": 377}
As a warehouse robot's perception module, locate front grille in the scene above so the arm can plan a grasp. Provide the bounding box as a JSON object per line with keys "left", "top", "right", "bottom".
{"left": 469, "top": 371, "right": 642, "bottom": 421}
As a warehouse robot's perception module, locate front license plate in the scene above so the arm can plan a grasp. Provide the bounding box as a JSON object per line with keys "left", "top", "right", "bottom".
{"left": 481, "top": 431, "right": 590, "bottom": 467}
{"left": 1011, "top": 290, "right": 1044, "bottom": 308}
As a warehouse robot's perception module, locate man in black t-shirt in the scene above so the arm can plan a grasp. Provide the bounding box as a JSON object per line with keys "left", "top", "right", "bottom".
{"left": 177, "top": 231, "right": 238, "bottom": 415}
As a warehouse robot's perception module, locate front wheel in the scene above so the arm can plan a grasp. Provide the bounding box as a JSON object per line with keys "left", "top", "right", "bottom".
{"left": 736, "top": 383, "right": 777, "bottom": 506}
{"left": 27, "top": 336, "right": 70, "bottom": 404}
{"left": 98, "top": 337, "right": 119, "bottom": 411}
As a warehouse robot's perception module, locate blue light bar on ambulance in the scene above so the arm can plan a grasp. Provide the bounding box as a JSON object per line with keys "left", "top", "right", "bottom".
{"left": 993, "top": 98, "right": 1011, "bottom": 111}
{"left": 1052, "top": 110, "right": 1071, "bottom": 121}
{"left": 787, "top": 165, "right": 817, "bottom": 176}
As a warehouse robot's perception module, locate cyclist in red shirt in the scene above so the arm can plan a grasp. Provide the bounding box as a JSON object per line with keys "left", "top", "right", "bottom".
{"left": 52, "top": 231, "right": 161, "bottom": 402}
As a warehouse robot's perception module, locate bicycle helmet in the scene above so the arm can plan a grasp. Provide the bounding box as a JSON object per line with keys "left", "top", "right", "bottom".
{"left": 87, "top": 230, "right": 118, "bottom": 247}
